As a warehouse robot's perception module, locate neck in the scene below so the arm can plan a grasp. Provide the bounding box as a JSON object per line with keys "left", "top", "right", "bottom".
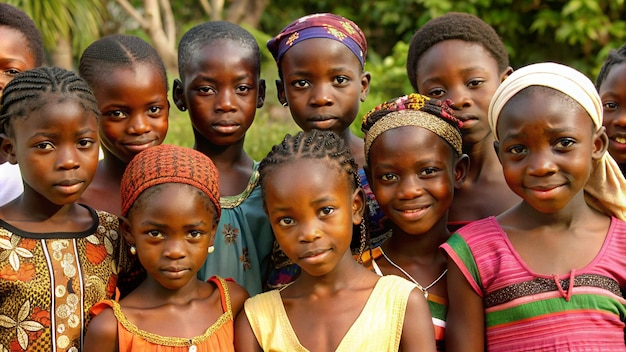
{"left": 99, "top": 149, "right": 128, "bottom": 180}
{"left": 193, "top": 133, "right": 251, "bottom": 166}
{"left": 293, "top": 251, "right": 373, "bottom": 294}
{"left": 384, "top": 221, "right": 449, "bottom": 264}
{"left": 463, "top": 136, "right": 500, "bottom": 181}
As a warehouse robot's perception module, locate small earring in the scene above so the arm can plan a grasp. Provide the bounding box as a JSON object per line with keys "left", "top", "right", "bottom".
{"left": 282, "top": 102, "right": 288, "bottom": 107}
{"left": 180, "top": 106, "right": 187, "bottom": 111}
{"left": 208, "top": 245, "right": 215, "bottom": 254}
{"left": 129, "top": 245, "right": 137, "bottom": 256}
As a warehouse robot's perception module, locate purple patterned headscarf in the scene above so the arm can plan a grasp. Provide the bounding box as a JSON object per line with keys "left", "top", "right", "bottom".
{"left": 267, "top": 13, "right": 367, "bottom": 67}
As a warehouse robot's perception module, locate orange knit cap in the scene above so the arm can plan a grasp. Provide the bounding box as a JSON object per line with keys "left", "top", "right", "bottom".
{"left": 120, "top": 144, "right": 221, "bottom": 218}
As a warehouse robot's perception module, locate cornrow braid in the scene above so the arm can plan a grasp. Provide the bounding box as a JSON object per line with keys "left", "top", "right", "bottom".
{"left": 596, "top": 44, "right": 626, "bottom": 89}
{"left": 79, "top": 34, "right": 168, "bottom": 91}
{"left": 406, "top": 12, "right": 509, "bottom": 92}
{"left": 0, "top": 66, "right": 99, "bottom": 136}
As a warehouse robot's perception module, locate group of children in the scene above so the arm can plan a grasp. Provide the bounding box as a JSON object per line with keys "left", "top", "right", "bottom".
{"left": 1, "top": 3, "right": 626, "bottom": 351}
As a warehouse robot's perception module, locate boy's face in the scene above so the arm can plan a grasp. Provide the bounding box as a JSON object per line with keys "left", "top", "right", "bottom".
{"left": 367, "top": 126, "right": 466, "bottom": 237}
{"left": 174, "top": 40, "right": 265, "bottom": 146}
{"left": 2, "top": 98, "right": 99, "bottom": 205}
{"left": 598, "top": 62, "right": 626, "bottom": 165}
{"left": 92, "top": 63, "right": 169, "bottom": 164}
{"left": 0, "top": 26, "right": 37, "bottom": 100}
{"left": 415, "top": 40, "right": 511, "bottom": 146}
{"left": 277, "top": 38, "right": 370, "bottom": 136}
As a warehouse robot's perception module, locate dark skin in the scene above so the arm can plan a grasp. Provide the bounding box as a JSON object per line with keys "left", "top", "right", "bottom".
{"left": 276, "top": 38, "right": 370, "bottom": 168}
{"left": 84, "top": 184, "right": 249, "bottom": 351}
{"left": 598, "top": 61, "right": 626, "bottom": 171}
{"left": 235, "top": 159, "right": 436, "bottom": 351}
{"left": 366, "top": 126, "right": 468, "bottom": 300}
{"left": 415, "top": 40, "right": 519, "bottom": 225}
{"left": 173, "top": 39, "right": 265, "bottom": 197}
{"left": 445, "top": 89, "right": 611, "bottom": 352}
{"left": 80, "top": 63, "right": 169, "bottom": 216}
{"left": 0, "top": 99, "right": 99, "bottom": 233}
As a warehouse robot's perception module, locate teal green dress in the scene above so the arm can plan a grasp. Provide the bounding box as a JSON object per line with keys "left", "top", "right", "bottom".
{"left": 197, "top": 162, "right": 274, "bottom": 296}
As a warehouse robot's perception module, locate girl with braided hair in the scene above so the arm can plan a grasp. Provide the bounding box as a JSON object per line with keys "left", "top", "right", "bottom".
{"left": 78, "top": 34, "right": 169, "bottom": 216}
{"left": 85, "top": 144, "right": 248, "bottom": 351}
{"left": 596, "top": 44, "right": 626, "bottom": 175}
{"left": 0, "top": 66, "right": 131, "bottom": 351}
{"left": 235, "top": 130, "right": 436, "bottom": 351}
{"left": 361, "top": 93, "right": 468, "bottom": 351}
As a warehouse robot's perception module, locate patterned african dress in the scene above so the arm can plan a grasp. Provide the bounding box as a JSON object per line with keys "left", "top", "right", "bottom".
{"left": 197, "top": 162, "right": 274, "bottom": 296}
{"left": 368, "top": 247, "right": 447, "bottom": 351}
{"left": 441, "top": 216, "right": 626, "bottom": 351}
{"left": 89, "top": 276, "right": 235, "bottom": 351}
{"left": 0, "top": 207, "right": 128, "bottom": 352}
{"left": 244, "top": 275, "right": 417, "bottom": 351}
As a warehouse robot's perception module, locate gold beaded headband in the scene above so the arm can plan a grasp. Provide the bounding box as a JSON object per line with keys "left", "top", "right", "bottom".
{"left": 364, "top": 109, "right": 463, "bottom": 161}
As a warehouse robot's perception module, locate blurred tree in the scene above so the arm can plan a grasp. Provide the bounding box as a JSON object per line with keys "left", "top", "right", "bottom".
{"left": 6, "top": 0, "right": 108, "bottom": 69}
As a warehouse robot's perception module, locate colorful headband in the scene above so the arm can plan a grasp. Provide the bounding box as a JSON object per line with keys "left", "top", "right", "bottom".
{"left": 267, "top": 13, "right": 367, "bottom": 67}
{"left": 488, "top": 62, "right": 626, "bottom": 221}
{"left": 121, "top": 144, "right": 221, "bottom": 218}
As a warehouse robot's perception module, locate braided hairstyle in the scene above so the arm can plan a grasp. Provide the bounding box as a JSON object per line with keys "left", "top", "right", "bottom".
{"left": 406, "top": 12, "right": 509, "bottom": 92}
{"left": 0, "top": 4, "right": 45, "bottom": 67}
{"left": 596, "top": 44, "right": 626, "bottom": 89}
{"left": 0, "top": 66, "right": 99, "bottom": 137}
{"left": 178, "top": 21, "right": 261, "bottom": 80}
{"left": 259, "top": 129, "right": 369, "bottom": 259}
{"left": 79, "top": 34, "right": 168, "bottom": 91}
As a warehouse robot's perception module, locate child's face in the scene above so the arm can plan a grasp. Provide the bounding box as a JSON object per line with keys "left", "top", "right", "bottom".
{"left": 3, "top": 98, "right": 99, "bottom": 205}
{"left": 598, "top": 62, "right": 626, "bottom": 165}
{"left": 122, "top": 183, "right": 217, "bottom": 291}
{"left": 277, "top": 38, "right": 370, "bottom": 136}
{"left": 263, "top": 158, "right": 364, "bottom": 277}
{"left": 415, "top": 40, "right": 510, "bottom": 145}
{"left": 495, "top": 91, "right": 606, "bottom": 214}
{"left": 0, "top": 26, "right": 37, "bottom": 100}
{"left": 367, "top": 126, "right": 465, "bottom": 236}
{"left": 92, "top": 62, "right": 169, "bottom": 164}
{"left": 174, "top": 40, "right": 264, "bottom": 146}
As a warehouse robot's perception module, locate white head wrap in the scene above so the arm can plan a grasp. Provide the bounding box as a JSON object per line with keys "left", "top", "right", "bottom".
{"left": 488, "top": 62, "right": 626, "bottom": 220}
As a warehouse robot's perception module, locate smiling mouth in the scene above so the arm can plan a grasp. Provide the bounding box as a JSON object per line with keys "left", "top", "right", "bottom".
{"left": 613, "top": 136, "right": 626, "bottom": 144}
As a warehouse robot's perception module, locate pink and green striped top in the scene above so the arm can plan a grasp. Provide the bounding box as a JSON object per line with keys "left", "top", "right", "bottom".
{"left": 441, "top": 216, "right": 626, "bottom": 351}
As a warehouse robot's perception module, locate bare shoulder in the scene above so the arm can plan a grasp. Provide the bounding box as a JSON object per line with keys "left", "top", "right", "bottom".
{"left": 225, "top": 280, "right": 249, "bottom": 317}
{"left": 84, "top": 307, "right": 119, "bottom": 352}
{"left": 234, "top": 300, "right": 262, "bottom": 352}
{"left": 400, "top": 288, "right": 436, "bottom": 351}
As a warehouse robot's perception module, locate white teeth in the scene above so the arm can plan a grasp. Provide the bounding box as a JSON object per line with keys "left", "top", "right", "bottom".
{"left": 614, "top": 137, "right": 626, "bottom": 144}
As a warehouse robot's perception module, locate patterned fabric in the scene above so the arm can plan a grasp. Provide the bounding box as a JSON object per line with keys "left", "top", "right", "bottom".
{"left": 267, "top": 13, "right": 367, "bottom": 67}
{"left": 120, "top": 144, "right": 220, "bottom": 217}
{"left": 197, "top": 163, "right": 274, "bottom": 296}
{"left": 369, "top": 247, "right": 447, "bottom": 352}
{"left": 0, "top": 208, "right": 128, "bottom": 352}
{"left": 244, "top": 275, "right": 416, "bottom": 351}
{"left": 89, "top": 276, "right": 235, "bottom": 352}
{"left": 441, "top": 216, "right": 626, "bottom": 351}
{"left": 488, "top": 62, "right": 626, "bottom": 221}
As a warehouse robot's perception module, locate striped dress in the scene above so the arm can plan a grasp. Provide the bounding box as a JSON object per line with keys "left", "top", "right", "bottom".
{"left": 441, "top": 216, "right": 626, "bottom": 351}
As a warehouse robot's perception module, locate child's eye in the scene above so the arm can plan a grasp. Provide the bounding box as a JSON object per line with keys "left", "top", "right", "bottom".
{"left": 603, "top": 102, "right": 619, "bottom": 111}
{"left": 34, "top": 142, "right": 54, "bottom": 150}
{"left": 555, "top": 138, "right": 576, "bottom": 149}
{"left": 419, "top": 167, "right": 438, "bottom": 176}
{"left": 188, "top": 230, "right": 204, "bottom": 239}
{"left": 147, "top": 106, "right": 163, "bottom": 115}
{"left": 319, "top": 206, "right": 334, "bottom": 216}
{"left": 292, "top": 80, "right": 310, "bottom": 88}
{"left": 467, "top": 79, "right": 484, "bottom": 88}
{"left": 380, "top": 173, "right": 398, "bottom": 182}
{"left": 427, "top": 88, "right": 445, "bottom": 98}
{"left": 334, "top": 76, "right": 349, "bottom": 85}
{"left": 147, "top": 230, "right": 164, "bottom": 238}
{"left": 198, "top": 86, "right": 217, "bottom": 95}
{"left": 507, "top": 145, "right": 526, "bottom": 155}
{"left": 236, "top": 85, "right": 252, "bottom": 94}
{"left": 77, "top": 139, "right": 95, "bottom": 148}
{"left": 105, "top": 110, "right": 127, "bottom": 119}
{"left": 3, "top": 68, "right": 21, "bottom": 77}
{"left": 278, "top": 217, "right": 295, "bottom": 227}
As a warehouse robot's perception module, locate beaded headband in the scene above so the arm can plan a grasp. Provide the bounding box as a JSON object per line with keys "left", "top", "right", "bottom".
{"left": 364, "top": 110, "right": 463, "bottom": 161}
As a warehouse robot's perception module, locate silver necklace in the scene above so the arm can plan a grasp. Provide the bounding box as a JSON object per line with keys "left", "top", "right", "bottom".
{"left": 379, "top": 248, "right": 447, "bottom": 299}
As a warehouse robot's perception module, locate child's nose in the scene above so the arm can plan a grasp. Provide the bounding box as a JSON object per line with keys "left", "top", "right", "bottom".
{"left": 397, "top": 176, "right": 424, "bottom": 199}
{"left": 298, "top": 223, "right": 322, "bottom": 243}
{"left": 215, "top": 90, "right": 237, "bottom": 112}
{"left": 528, "top": 150, "right": 557, "bottom": 176}
{"left": 127, "top": 113, "right": 153, "bottom": 135}
{"left": 309, "top": 84, "right": 333, "bottom": 107}
{"left": 448, "top": 89, "right": 472, "bottom": 110}
{"left": 56, "top": 147, "right": 80, "bottom": 170}
{"left": 614, "top": 111, "right": 626, "bottom": 126}
{"left": 163, "top": 240, "right": 186, "bottom": 259}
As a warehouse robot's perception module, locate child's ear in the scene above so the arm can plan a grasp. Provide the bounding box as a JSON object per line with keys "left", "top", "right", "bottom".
{"left": 500, "top": 66, "right": 514, "bottom": 83}
{"left": 172, "top": 79, "right": 187, "bottom": 112}
{"left": 257, "top": 79, "right": 266, "bottom": 109}
{"left": 360, "top": 71, "right": 371, "bottom": 102}
{"left": 0, "top": 134, "right": 17, "bottom": 164}
{"left": 454, "top": 154, "right": 470, "bottom": 189}
{"left": 276, "top": 80, "right": 287, "bottom": 106}
{"left": 351, "top": 187, "right": 366, "bottom": 225}
{"left": 119, "top": 217, "right": 135, "bottom": 245}
{"left": 592, "top": 126, "right": 609, "bottom": 160}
